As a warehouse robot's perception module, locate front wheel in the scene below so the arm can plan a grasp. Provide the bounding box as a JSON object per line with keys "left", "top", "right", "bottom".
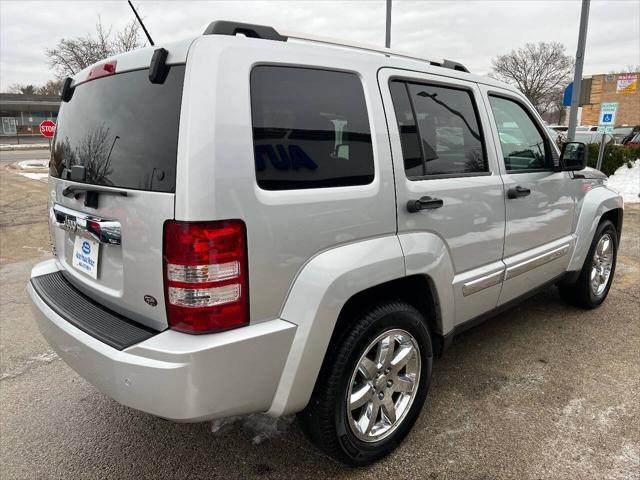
{"left": 298, "top": 301, "right": 432, "bottom": 466}
{"left": 559, "top": 220, "right": 618, "bottom": 308}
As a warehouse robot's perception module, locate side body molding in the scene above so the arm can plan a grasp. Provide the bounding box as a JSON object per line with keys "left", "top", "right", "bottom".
{"left": 568, "top": 185, "right": 623, "bottom": 271}
{"left": 268, "top": 236, "right": 405, "bottom": 416}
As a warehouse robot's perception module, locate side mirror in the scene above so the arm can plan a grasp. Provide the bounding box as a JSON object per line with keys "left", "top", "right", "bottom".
{"left": 560, "top": 142, "right": 587, "bottom": 171}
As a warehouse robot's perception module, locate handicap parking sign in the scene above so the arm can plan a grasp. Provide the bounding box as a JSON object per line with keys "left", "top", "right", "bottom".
{"left": 599, "top": 102, "right": 618, "bottom": 126}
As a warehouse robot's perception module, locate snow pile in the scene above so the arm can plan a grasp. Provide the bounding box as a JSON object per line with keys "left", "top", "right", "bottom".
{"left": 18, "top": 159, "right": 48, "bottom": 169}
{"left": 607, "top": 159, "right": 640, "bottom": 204}
{"left": 211, "top": 413, "right": 294, "bottom": 445}
{"left": 18, "top": 172, "right": 48, "bottom": 182}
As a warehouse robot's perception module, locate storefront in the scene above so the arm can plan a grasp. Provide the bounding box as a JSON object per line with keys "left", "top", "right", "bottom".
{"left": 0, "top": 93, "right": 60, "bottom": 139}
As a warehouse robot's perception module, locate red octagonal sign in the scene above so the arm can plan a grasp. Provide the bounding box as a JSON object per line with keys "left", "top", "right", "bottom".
{"left": 39, "top": 120, "right": 56, "bottom": 137}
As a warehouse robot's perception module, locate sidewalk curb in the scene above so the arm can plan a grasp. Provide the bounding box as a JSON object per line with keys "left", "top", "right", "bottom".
{"left": 0, "top": 144, "right": 50, "bottom": 151}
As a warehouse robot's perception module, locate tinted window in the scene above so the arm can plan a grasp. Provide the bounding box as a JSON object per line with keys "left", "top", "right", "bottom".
{"left": 251, "top": 66, "right": 374, "bottom": 190}
{"left": 488, "top": 96, "right": 550, "bottom": 171}
{"left": 390, "top": 80, "right": 487, "bottom": 178}
{"left": 389, "top": 81, "right": 423, "bottom": 175}
{"left": 50, "top": 66, "right": 185, "bottom": 192}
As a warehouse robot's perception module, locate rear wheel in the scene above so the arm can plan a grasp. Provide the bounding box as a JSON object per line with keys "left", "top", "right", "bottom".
{"left": 298, "top": 301, "right": 432, "bottom": 466}
{"left": 559, "top": 220, "right": 618, "bottom": 308}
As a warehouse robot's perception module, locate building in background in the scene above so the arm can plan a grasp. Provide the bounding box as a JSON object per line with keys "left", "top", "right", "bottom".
{"left": 0, "top": 93, "right": 60, "bottom": 139}
{"left": 579, "top": 72, "right": 639, "bottom": 126}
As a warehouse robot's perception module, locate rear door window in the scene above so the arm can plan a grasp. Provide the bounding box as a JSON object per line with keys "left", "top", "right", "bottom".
{"left": 250, "top": 66, "right": 374, "bottom": 190}
{"left": 50, "top": 66, "right": 185, "bottom": 193}
{"left": 389, "top": 80, "right": 487, "bottom": 178}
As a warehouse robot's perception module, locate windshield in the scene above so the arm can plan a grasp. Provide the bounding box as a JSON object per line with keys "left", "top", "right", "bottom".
{"left": 613, "top": 127, "right": 632, "bottom": 136}
{"left": 50, "top": 66, "right": 185, "bottom": 193}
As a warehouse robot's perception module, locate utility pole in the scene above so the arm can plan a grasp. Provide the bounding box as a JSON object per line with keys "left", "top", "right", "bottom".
{"left": 385, "top": 0, "right": 392, "bottom": 48}
{"left": 567, "top": 0, "right": 590, "bottom": 141}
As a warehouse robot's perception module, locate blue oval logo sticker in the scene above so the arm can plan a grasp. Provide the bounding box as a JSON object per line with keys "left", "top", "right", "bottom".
{"left": 82, "top": 241, "right": 91, "bottom": 255}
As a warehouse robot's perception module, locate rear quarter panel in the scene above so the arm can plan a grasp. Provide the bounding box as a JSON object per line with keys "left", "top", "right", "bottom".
{"left": 175, "top": 36, "right": 397, "bottom": 325}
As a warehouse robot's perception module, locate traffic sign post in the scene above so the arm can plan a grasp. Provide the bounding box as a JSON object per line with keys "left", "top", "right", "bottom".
{"left": 39, "top": 120, "right": 56, "bottom": 152}
{"left": 39, "top": 120, "right": 56, "bottom": 137}
{"left": 596, "top": 102, "right": 618, "bottom": 171}
{"left": 598, "top": 102, "right": 618, "bottom": 127}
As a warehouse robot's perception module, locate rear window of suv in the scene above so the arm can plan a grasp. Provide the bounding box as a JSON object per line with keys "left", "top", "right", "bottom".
{"left": 250, "top": 66, "right": 374, "bottom": 190}
{"left": 49, "top": 66, "right": 185, "bottom": 193}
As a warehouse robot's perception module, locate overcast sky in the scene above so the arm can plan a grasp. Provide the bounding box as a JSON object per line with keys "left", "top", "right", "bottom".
{"left": 1, "top": 0, "right": 638, "bottom": 89}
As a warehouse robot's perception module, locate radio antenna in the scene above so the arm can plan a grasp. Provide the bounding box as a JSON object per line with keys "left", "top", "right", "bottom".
{"left": 127, "top": 0, "right": 155, "bottom": 46}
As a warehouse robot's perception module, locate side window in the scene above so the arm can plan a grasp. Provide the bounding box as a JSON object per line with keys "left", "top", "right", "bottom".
{"left": 488, "top": 96, "right": 550, "bottom": 172}
{"left": 389, "top": 80, "right": 487, "bottom": 178}
{"left": 251, "top": 66, "right": 374, "bottom": 190}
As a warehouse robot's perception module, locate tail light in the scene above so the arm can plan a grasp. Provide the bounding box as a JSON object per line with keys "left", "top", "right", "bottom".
{"left": 163, "top": 220, "right": 249, "bottom": 333}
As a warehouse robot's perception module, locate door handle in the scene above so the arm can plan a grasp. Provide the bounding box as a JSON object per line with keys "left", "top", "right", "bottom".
{"left": 507, "top": 186, "right": 531, "bottom": 199}
{"left": 407, "top": 196, "right": 444, "bottom": 213}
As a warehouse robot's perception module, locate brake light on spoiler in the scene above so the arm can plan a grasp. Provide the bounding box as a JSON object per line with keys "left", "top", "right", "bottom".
{"left": 86, "top": 61, "right": 117, "bottom": 81}
{"left": 163, "top": 220, "right": 249, "bottom": 333}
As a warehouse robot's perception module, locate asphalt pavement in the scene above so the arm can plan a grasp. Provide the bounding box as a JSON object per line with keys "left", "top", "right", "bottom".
{"left": 1, "top": 148, "right": 638, "bottom": 479}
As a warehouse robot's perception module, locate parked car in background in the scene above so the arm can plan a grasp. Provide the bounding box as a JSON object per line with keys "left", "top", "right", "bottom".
{"left": 545, "top": 126, "right": 565, "bottom": 147}
{"left": 624, "top": 132, "right": 640, "bottom": 147}
{"left": 574, "top": 131, "right": 603, "bottom": 145}
{"left": 549, "top": 125, "right": 568, "bottom": 133}
{"left": 614, "top": 125, "right": 640, "bottom": 145}
{"left": 27, "top": 21, "right": 624, "bottom": 466}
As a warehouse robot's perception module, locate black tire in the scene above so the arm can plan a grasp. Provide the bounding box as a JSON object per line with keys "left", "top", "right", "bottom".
{"left": 559, "top": 220, "right": 618, "bottom": 308}
{"left": 297, "top": 301, "right": 432, "bottom": 466}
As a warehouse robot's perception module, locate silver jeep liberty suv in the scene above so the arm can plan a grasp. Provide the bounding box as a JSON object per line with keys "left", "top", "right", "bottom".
{"left": 28, "top": 21, "right": 623, "bottom": 465}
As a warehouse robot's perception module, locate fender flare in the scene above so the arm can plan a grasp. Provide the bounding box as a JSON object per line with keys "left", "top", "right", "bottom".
{"left": 568, "top": 185, "right": 623, "bottom": 272}
{"left": 267, "top": 233, "right": 456, "bottom": 416}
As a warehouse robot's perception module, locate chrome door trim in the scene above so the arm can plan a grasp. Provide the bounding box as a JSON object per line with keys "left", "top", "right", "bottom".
{"left": 505, "top": 244, "right": 570, "bottom": 280}
{"left": 462, "top": 269, "right": 505, "bottom": 297}
{"left": 52, "top": 203, "right": 122, "bottom": 245}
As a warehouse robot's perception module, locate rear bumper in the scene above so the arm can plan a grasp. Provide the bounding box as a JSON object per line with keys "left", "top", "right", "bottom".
{"left": 27, "top": 259, "right": 297, "bottom": 421}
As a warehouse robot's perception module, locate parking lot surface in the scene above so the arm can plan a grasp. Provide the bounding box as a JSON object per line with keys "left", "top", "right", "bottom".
{"left": 1, "top": 148, "right": 638, "bottom": 479}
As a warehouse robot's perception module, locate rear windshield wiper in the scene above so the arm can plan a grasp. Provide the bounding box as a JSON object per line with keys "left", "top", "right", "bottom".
{"left": 62, "top": 184, "right": 129, "bottom": 198}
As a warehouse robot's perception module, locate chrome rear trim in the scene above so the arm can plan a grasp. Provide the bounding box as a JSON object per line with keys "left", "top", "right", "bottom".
{"left": 52, "top": 203, "right": 122, "bottom": 245}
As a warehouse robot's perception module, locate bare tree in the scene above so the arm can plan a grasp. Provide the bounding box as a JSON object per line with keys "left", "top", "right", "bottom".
{"left": 45, "top": 17, "right": 144, "bottom": 79}
{"left": 491, "top": 42, "right": 574, "bottom": 114}
{"left": 36, "top": 79, "right": 64, "bottom": 96}
{"left": 609, "top": 65, "right": 640, "bottom": 74}
{"left": 5, "top": 80, "right": 63, "bottom": 95}
{"left": 7, "top": 84, "right": 36, "bottom": 94}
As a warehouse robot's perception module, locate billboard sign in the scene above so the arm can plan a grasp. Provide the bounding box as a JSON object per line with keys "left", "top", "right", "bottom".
{"left": 616, "top": 74, "right": 638, "bottom": 94}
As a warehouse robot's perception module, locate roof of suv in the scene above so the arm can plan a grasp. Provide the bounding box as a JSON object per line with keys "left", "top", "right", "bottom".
{"left": 201, "top": 21, "right": 517, "bottom": 93}
{"left": 71, "top": 20, "right": 519, "bottom": 96}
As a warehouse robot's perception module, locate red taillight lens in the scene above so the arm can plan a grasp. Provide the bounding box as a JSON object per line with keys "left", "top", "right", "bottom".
{"left": 163, "top": 220, "right": 249, "bottom": 333}
{"left": 87, "top": 61, "right": 117, "bottom": 81}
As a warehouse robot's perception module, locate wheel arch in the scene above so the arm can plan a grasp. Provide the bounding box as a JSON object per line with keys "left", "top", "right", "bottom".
{"left": 267, "top": 234, "right": 453, "bottom": 417}
{"left": 568, "top": 186, "right": 623, "bottom": 272}
{"left": 330, "top": 275, "right": 443, "bottom": 357}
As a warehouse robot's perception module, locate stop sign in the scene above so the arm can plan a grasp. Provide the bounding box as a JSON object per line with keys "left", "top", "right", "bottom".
{"left": 39, "top": 120, "right": 56, "bottom": 137}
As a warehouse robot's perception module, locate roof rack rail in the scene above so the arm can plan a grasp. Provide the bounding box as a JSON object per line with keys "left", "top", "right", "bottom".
{"left": 202, "top": 21, "right": 469, "bottom": 73}
{"left": 203, "top": 21, "right": 287, "bottom": 42}
{"left": 439, "top": 59, "right": 470, "bottom": 73}
{"left": 284, "top": 31, "right": 470, "bottom": 73}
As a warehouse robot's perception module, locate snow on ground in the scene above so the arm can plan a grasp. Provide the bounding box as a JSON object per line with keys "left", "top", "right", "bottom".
{"left": 210, "top": 414, "right": 294, "bottom": 445}
{"left": 18, "top": 172, "right": 48, "bottom": 182}
{"left": 18, "top": 159, "right": 48, "bottom": 169}
{"left": 607, "top": 159, "right": 640, "bottom": 204}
